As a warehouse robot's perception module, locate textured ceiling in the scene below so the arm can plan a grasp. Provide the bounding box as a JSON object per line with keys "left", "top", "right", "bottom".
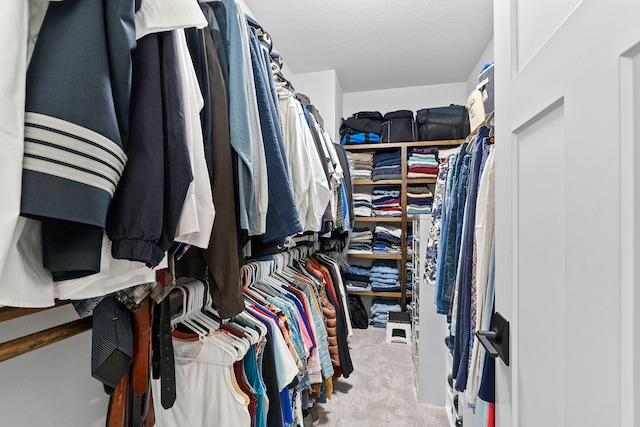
{"left": 242, "top": 0, "right": 494, "bottom": 93}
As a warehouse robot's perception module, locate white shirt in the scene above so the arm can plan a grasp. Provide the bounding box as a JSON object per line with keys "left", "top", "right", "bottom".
{"left": 54, "top": 233, "right": 168, "bottom": 300}
{"left": 135, "top": 0, "right": 207, "bottom": 40}
{"left": 278, "top": 92, "right": 331, "bottom": 232}
{"left": 152, "top": 338, "right": 251, "bottom": 427}
{"left": 173, "top": 28, "right": 215, "bottom": 249}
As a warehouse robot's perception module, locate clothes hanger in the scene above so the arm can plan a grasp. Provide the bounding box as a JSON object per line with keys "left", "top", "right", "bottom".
{"left": 237, "top": 305, "right": 268, "bottom": 341}
{"left": 187, "top": 280, "right": 220, "bottom": 333}
{"left": 170, "top": 285, "right": 189, "bottom": 328}
{"left": 226, "top": 318, "right": 259, "bottom": 346}
{"left": 175, "top": 280, "right": 236, "bottom": 362}
{"left": 216, "top": 327, "right": 249, "bottom": 361}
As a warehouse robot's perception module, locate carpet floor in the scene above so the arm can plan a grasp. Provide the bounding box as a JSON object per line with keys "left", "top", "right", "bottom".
{"left": 315, "top": 327, "right": 449, "bottom": 427}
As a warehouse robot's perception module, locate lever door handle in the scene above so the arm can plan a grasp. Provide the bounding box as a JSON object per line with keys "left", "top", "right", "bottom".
{"left": 476, "top": 330, "right": 499, "bottom": 358}
{"left": 475, "top": 312, "right": 510, "bottom": 366}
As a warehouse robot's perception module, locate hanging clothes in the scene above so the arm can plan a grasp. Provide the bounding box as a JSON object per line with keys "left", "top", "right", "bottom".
{"left": 466, "top": 141, "right": 496, "bottom": 405}
{"left": 21, "top": 0, "right": 135, "bottom": 281}
{"left": 106, "top": 28, "right": 191, "bottom": 268}
{"left": 453, "top": 126, "right": 490, "bottom": 392}
{"left": 247, "top": 25, "right": 302, "bottom": 243}
{"left": 0, "top": 0, "right": 27, "bottom": 286}
{"left": 174, "top": 18, "right": 245, "bottom": 319}
{"left": 221, "top": 0, "right": 268, "bottom": 236}
{"left": 278, "top": 90, "right": 331, "bottom": 232}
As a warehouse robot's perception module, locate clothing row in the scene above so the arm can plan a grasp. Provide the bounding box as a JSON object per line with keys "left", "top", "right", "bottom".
{"left": 0, "top": 0, "right": 353, "bottom": 315}
{"left": 109, "top": 248, "right": 354, "bottom": 427}
{"left": 424, "top": 124, "right": 496, "bottom": 423}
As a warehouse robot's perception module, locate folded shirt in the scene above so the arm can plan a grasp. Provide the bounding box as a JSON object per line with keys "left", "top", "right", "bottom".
{"left": 353, "top": 172, "right": 372, "bottom": 180}
{"left": 372, "top": 174, "right": 402, "bottom": 181}
{"left": 353, "top": 161, "right": 373, "bottom": 169}
{"left": 407, "top": 172, "right": 437, "bottom": 178}
{"left": 345, "top": 279, "right": 370, "bottom": 288}
{"left": 374, "top": 225, "right": 402, "bottom": 237}
{"left": 409, "top": 146, "right": 438, "bottom": 156}
{"left": 348, "top": 152, "right": 374, "bottom": 162}
{"left": 371, "top": 284, "right": 401, "bottom": 292}
{"left": 407, "top": 185, "right": 430, "bottom": 194}
{"left": 346, "top": 265, "right": 371, "bottom": 276}
{"left": 407, "top": 191, "right": 433, "bottom": 198}
{"left": 407, "top": 207, "right": 432, "bottom": 213}
{"left": 354, "top": 209, "right": 373, "bottom": 217}
{"left": 408, "top": 166, "right": 440, "bottom": 174}
{"left": 407, "top": 198, "right": 433, "bottom": 204}
{"left": 373, "top": 165, "right": 402, "bottom": 173}
{"left": 348, "top": 248, "right": 373, "bottom": 254}
{"left": 373, "top": 210, "right": 402, "bottom": 217}
{"left": 408, "top": 161, "right": 439, "bottom": 168}
{"left": 354, "top": 193, "right": 373, "bottom": 202}
{"left": 373, "top": 150, "right": 401, "bottom": 164}
{"left": 372, "top": 187, "right": 401, "bottom": 196}
{"left": 372, "top": 194, "right": 401, "bottom": 202}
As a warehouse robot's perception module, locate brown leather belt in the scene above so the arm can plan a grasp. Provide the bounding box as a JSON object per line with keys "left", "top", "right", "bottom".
{"left": 132, "top": 297, "right": 152, "bottom": 396}
{"left": 107, "top": 371, "right": 129, "bottom": 427}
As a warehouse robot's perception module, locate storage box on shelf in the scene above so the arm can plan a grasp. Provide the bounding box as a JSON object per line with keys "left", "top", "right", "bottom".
{"left": 343, "top": 139, "right": 463, "bottom": 311}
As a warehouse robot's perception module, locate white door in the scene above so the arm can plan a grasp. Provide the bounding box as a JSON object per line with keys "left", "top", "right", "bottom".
{"left": 494, "top": 1, "right": 640, "bottom": 426}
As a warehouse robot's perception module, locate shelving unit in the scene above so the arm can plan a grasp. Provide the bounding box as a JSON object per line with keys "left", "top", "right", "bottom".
{"left": 343, "top": 139, "right": 463, "bottom": 310}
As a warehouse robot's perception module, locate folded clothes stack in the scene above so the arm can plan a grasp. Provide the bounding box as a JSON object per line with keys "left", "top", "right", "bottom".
{"left": 348, "top": 228, "right": 373, "bottom": 254}
{"left": 342, "top": 265, "right": 372, "bottom": 292}
{"left": 407, "top": 146, "right": 439, "bottom": 179}
{"left": 370, "top": 260, "right": 400, "bottom": 292}
{"left": 406, "top": 185, "right": 434, "bottom": 216}
{"left": 372, "top": 150, "right": 402, "bottom": 181}
{"left": 372, "top": 186, "right": 401, "bottom": 217}
{"left": 372, "top": 224, "right": 402, "bottom": 255}
{"left": 369, "top": 297, "right": 402, "bottom": 328}
{"left": 406, "top": 261, "right": 413, "bottom": 292}
{"left": 406, "top": 226, "right": 413, "bottom": 256}
{"left": 347, "top": 151, "right": 374, "bottom": 180}
{"left": 353, "top": 191, "right": 373, "bottom": 217}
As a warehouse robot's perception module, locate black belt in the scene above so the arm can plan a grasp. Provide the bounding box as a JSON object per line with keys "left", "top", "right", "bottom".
{"left": 152, "top": 296, "right": 176, "bottom": 409}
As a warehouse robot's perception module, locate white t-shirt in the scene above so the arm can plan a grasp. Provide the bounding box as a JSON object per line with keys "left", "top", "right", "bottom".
{"left": 152, "top": 338, "right": 251, "bottom": 427}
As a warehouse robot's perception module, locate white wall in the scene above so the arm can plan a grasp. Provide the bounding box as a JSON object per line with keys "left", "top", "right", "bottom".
{"left": 334, "top": 74, "right": 344, "bottom": 143}
{"left": 466, "top": 38, "right": 494, "bottom": 95}
{"left": 342, "top": 82, "right": 467, "bottom": 118}
{"left": 0, "top": 305, "right": 108, "bottom": 426}
{"left": 289, "top": 69, "right": 343, "bottom": 142}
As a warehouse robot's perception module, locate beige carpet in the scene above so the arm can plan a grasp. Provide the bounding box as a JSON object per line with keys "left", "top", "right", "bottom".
{"left": 316, "top": 328, "right": 449, "bottom": 427}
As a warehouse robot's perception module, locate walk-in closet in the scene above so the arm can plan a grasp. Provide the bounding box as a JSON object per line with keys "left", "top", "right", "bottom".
{"left": 2, "top": 1, "right": 640, "bottom": 427}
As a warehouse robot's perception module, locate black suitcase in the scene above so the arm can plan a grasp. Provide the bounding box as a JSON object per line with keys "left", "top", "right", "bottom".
{"left": 416, "top": 105, "right": 470, "bottom": 140}
{"left": 381, "top": 110, "right": 416, "bottom": 143}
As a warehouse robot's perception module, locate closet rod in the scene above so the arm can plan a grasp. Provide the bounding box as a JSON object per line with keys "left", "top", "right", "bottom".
{"left": 0, "top": 300, "right": 69, "bottom": 323}
{"left": 0, "top": 316, "right": 92, "bottom": 363}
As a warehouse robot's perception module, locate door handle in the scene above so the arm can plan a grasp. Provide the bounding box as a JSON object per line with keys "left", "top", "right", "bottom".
{"left": 475, "top": 311, "right": 509, "bottom": 366}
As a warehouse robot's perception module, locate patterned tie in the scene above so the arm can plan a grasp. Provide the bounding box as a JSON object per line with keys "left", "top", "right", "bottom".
{"left": 91, "top": 295, "right": 133, "bottom": 390}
